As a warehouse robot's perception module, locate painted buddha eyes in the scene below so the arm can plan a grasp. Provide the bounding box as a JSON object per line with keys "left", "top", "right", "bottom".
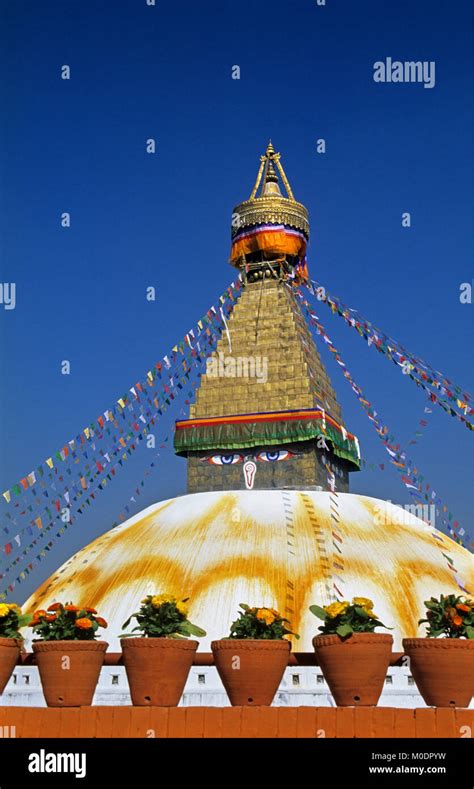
{"left": 205, "top": 450, "right": 294, "bottom": 465}
{"left": 256, "top": 450, "right": 293, "bottom": 462}
{"left": 207, "top": 454, "right": 242, "bottom": 466}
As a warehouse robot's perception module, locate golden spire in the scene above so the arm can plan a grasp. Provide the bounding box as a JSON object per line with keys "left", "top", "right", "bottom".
{"left": 232, "top": 142, "right": 309, "bottom": 244}
{"left": 250, "top": 140, "right": 296, "bottom": 201}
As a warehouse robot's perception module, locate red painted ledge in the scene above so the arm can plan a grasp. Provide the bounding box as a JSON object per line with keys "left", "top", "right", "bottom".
{"left": 0, "top": 707, "right": 472, "bottom": 738}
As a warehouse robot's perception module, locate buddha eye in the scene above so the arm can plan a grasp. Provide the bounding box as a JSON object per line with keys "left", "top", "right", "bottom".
{"left": 256, "top": 450, "right": 294, "bottom": 462}
{"left": 206, "top": 454, "right": 243, "bottom": 465}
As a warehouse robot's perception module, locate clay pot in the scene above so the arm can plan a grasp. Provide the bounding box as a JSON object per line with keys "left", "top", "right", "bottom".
{"left": 0, "top": 638, "right": 21, "bottom": 694}
{"left": 313, "top": 632, "right": 393, "bottom": 706}
{"left": 33, "top": 640, "right": 108, "bottom": 707}
{"left": 403, "top": 638, "right": 474, "bottom": 708}
{"left": 211, "top": 638, "right": 290, "bottom": 706}
{"left": 121, "top": 637, "right": 198, "bottom": 706}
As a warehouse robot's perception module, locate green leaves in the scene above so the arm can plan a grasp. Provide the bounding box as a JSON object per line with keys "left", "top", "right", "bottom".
{"left": 29, "top": 602, "right": 107, "bottom": 642}
{"left": 419, "top": 594, "right": 474, "bottom": 639}
{"left": 181, "top": 622, "right": 207, "bottom": 637}
{"left": 226, "top": 604, "right": 298, "bottom": 640}
{"left": 309, "top": 597, "right": 391, "bottom": 638}
{"left": 0, "top": 606, "right": 31, "bottom": 640}
{"left": 120, "top": 595, "right": 206, "bottom": 639}
{"left": 309, "top": 605, "right": 326, "bottom": 620}
{"left": 336, "top": 624, "right": 353, "bottom": 638}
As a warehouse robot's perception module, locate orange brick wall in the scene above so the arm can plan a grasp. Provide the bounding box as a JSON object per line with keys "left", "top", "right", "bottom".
{"left": 0, "top": 707, "right": 472, "bottom": 738}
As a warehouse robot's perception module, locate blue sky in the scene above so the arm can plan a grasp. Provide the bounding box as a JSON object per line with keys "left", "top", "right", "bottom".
{"left": 0, "top": 0, "right": 472, "bottom": 601}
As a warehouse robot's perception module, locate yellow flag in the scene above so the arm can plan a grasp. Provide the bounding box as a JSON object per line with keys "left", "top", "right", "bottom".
{"left": 46, "top": 458, "right": 54, "bottom": 469}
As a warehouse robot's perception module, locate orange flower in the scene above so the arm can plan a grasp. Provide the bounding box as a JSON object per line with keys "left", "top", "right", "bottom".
{"left": 456, "top": 603, "right": 471, "bottom": 613}
{"left": 452, "top": 615, "right": 463, "bottom": 627}
{"left": 76, "top": 617, "right": 93, "bottom": 629}
{"left": 64, "top": 605, "right": 80, "bottom": 612}
{"left": 34, "top": 610, "right": 47, "bottom": 619}
{"left": 44, "top": 614, "right": 57, "bottom": 622}
{"left": 84, "top": 608, "right": 97, "bottom": 614}
{"left": 30, "top": 620, "right": 39, "bottom": 627}
{"left": 256, "top": 608, "right": 276, "bottom": 625}
{"left": 95, "top": 617, "right": 107, "bottom": 628}
{"left": 48, "top": 602, "right": 62, "bottom": 612}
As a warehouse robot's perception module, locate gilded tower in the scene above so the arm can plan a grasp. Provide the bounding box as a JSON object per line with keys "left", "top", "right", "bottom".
{"left": 175, "top": 143, "right": 360, "bottom": 492}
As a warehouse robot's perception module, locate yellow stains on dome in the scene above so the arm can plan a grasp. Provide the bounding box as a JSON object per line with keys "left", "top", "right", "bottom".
{"left": 24, "top": 491, "right": 474, "bottom": 651}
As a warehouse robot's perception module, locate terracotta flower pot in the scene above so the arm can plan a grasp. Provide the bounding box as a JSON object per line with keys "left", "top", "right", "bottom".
{"left": 211, "top": 638, "right": 291, "bottom": 706}
{"left": 0, "top": 637, "right": 21, "bottom": 694}
{"left": 313, "top": 632, "right": 393, "bottom": 706}
{"left": 121, "top": 637, "right": 198, "bottom": 706}
{"left": 403, "top": 638, "right": 474, "bottom": 708}
{"left": 33, "top": 640, "right": 108, "bottom": 707}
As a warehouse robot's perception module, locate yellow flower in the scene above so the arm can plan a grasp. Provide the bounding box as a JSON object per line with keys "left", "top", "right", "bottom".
{"left": 176, "top": 601, "right": 188, "bottom": 617}
{"left": 0, "top": 604, "right": 10, "bottom": 618}
{"left": 151, "top": 594, "right": 176, "bottom": 609}
{"left": 324, "top": 601, "right": 350, "bottom": 619}
{"left": 256, "top": 608, "right": 276, "bottom": 625}
{"left": 8, "top": 604, "right": 21, "bottom": 613}
{"left": 352, "top": 597, "right": 374, "bottom": 609}
{"left": 365, "top": 609, "right": 379, "bottom": 620}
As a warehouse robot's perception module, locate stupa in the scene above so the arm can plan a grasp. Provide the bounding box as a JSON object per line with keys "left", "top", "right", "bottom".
{"left": 175, "top": 141, "right": 360, "bottom": 494}
{"left": 24, "top": 144, "right": 474, "bottom": 657}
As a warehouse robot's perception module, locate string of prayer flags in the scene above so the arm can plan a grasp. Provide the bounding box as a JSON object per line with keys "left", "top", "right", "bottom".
{"left": 0, "top": 277, "right": 243, "bottom": 594}
{"left": 305, "top": 278, "right": 473, "bottom": 431}
{"left": 1, "top": 275, "right": 243, "bottom": 509}
{"left": 298, "top": 286, "right": 470, "bottom": 565}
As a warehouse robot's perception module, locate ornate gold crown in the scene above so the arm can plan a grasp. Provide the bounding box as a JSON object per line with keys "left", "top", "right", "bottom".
{"left": 232, "top": 141, "right": 310, "bottom": 239}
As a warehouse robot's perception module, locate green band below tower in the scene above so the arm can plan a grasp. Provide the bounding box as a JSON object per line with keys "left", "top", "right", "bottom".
{"left": 174, "top": 408, "right": 361, "bottom": 470}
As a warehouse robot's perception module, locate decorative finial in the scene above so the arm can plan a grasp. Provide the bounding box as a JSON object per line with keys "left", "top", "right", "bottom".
{"left": 265, "top": 160, "right": 279, "bottom": 185}
{"left": 248, "top": 141, "right": 296, "bottom": 202}
{"left": 266, "top": 140, "right": 275, "bottom": 156}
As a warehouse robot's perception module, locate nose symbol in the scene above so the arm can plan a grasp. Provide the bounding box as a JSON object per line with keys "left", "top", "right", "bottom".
{"left": 243, "top": 461, "right": 257, "bottom": 490}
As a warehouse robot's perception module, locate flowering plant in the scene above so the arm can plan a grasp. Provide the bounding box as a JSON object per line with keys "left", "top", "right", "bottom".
{"left": 0, "top": 603, "right": 31, "bottom": 640}
{"left": 226, "top": 604, "right": 299, "bottom": 640}
{"left": 418, "top": 594, "right": 474, "bottom": 639}
{"left": 121, "top": 594, "right": 206, "bottom": 639}
{"left": 29, "top": 602, "right": 108, "bottom": 641}
{"left": 310, "top": 597, "right": 390, "bottom": 638}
